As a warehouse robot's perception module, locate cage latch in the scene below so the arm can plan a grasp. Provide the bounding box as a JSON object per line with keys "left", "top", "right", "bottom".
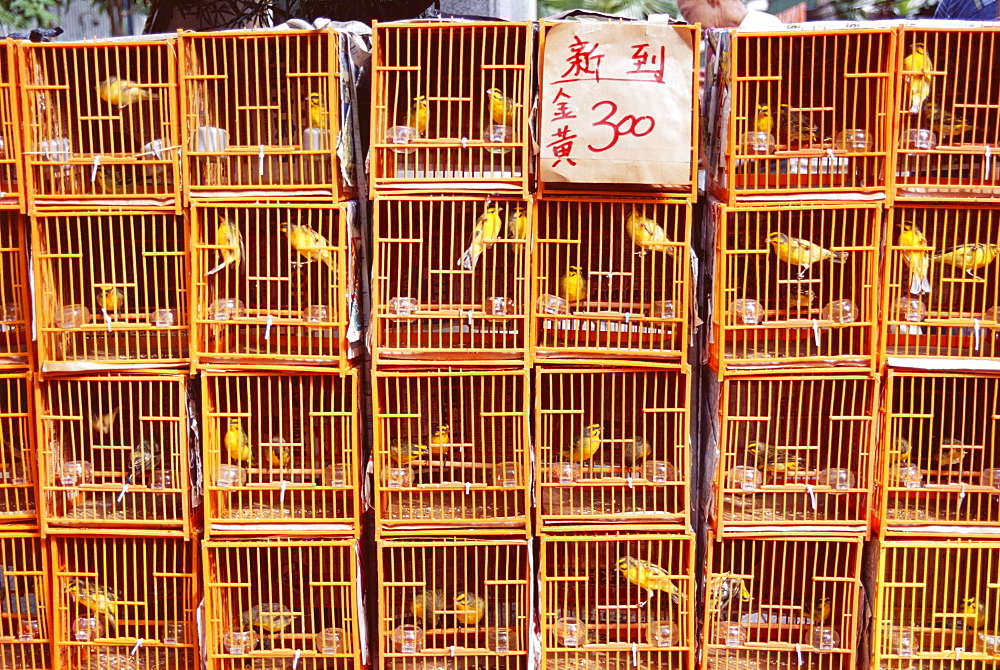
{"left": 627, "top": 475, "right": 634, "bottom": 489}
{"left": 292, "top": 649, "right": 302, "bottom": 668}
{"left": 265, "top": 314, "right": 274, "bottom": 340}
{"left": 117, "top": 482, "right": 130, "bottom": 503}
{"left": 631, "top": 642, "right": 638, "bottom": 666}
{"left": 795, "top": 643, "right": 804, "bottom": 666}
{"left": 465, "top": 482, "right": 472, "bottom": 495}
{"left": 958, "top": 482, "right": 967, "bottom": 507}
{"left": 90, "top": 155, "right": 101, "bottom": 183}
{"left": 280, "top": 479, "right": 289, "bottom": 504}
{"left": 806, "top": 484, "right": 817, "bottom": 510}
{"left": 258, "top": 145, "right": 266, "bottom": 176}
{"left": 973, "top": 318, "right": 982, "bottom": 351}
{"left": 955, "top": 647, "right": 964, "bottom": 660}
{"left": 812, "top": 320, "right": 821, "bottom": 347}
{"left": 130, "top": 639, "right": 144, "bottom": 656}
{"left": 450, "top": 645, "right": 457, "bottom": 657}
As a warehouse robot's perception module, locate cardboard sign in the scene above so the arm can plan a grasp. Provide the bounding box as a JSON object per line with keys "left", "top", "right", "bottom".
{"left": 539, "top": 21, "right": 694, "bottom": 186}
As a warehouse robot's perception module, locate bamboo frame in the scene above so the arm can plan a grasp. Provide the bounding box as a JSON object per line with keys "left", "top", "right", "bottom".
{"left": 0, "top": 533, "right": 50, "bottom": 670}
{"left": 0, "top": 39, "right": 23, "bottom": 211}
{"left": 0, "top": 212, "right": 31, "bottom": 369}
{"left": 0, "top": 372, "right": 37, "bottom": 530}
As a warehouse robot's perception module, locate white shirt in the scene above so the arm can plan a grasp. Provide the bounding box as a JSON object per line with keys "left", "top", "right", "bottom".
{"left": 739, "top": 9, "right": 785, "bottom": 28}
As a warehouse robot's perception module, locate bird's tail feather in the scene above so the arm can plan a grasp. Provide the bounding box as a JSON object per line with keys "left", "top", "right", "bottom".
{"left": 909, "top": 272, "right": 932, "bottom": 295}
{"left": 459, "top": 249, "right": 478, "bottom": 271}
{"left": 206, "top": 262, "right": 227, "bottom": 276}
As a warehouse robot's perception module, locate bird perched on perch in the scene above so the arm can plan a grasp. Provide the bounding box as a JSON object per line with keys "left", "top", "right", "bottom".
{"left": 389, "top": 437, "right": 429, "bottom": 465}
{"left": 777, "top": 104, "right": 824, "bottom": 143}
{"left": 91, "top": 408, "right": 119, "bottom": 435}
{"left": 898, "top": 220, "right": 932, "bottom": 295}
{"left": 507, "top": 207, "right": 527, "bottom": 242}
{"left": 453, "top": 591, "right": 487, "bottom": 625}
{"left": 94, "top": 165, "right": 140, "bottom": 195}
{"left": 458, "top": 205, "right": 503, "bottom": 271}
{"left": 124, "top": 437, "right": 160, "bottom": 486}
{"left": 559, "top": 266, "right": 588, "bottom": 305}
{"left": 936, "top": 437, "right": 968, "bottom": 468}
{"left": 206, "top": 216, "right": 244, "bottom": 276}
{"left": 903, "top": 43, "right": 933, "bottom": 115}
{"left": 306, "top": 92, "right": 329, "bottom": 129}
{"left": 427, "top": 424, "right": 451, "bottom": 456}
{"left": 889, "top": 436, "right": 913, "bottom": 464}
{"left": 562, "top": 424, "right": 603, "bottom": 463}
{"left": 97, "top": 76, "right": 154, "bottom": 109}
{"left": 241, "top": 603, "right": 299, "bottom": 633}
{"left": 755, "top": 104, "right": 773, "bottom": 134}
{"left": 624, "top": 436, "right": 653, "bottom": 465}
{"left": 616, "top": 556, "right": 686, "bottom": 605}
{"left": 65, "top": 579, "right": 119, "bottom": 633}
{"left": 95, "top": 286, "right": 125, "bottom": 329}
{"left": 266, "top": 440, "right": 293, "bottom": 469}
{"left": 486, "top": 88, "right": 516, "bottom": 126}
{"left": 406, "top": 95, "right": 429, "bottom": 135}
{"left": 922, "top": 101, "right": 977, "bottom": 139}
{"left": 625, "top": 210, "right": 678, "bottom": 256}
{"left": 747, "top": 441, "right": 804, "bottom": 475}
{"left": 281, "top": 222, "right": 337, "bottom": 273}
{"left": 225, "top": 418, "right": 252, "bottom": 464}
{"left": 962, "top": 597, "right": 988, "bottom": 629}
{"left": 786, "top": 285, "right": 817, "bottom": 309}
{"left": 767, "top": 232, "right": 848, "bottom": 279}
{"left": 934, "top": 243, "right": 1000, "bottom": 279}
{"left": 709, "top": 574, "right": 753, "bottom": 613}
{"left": 412, "top": 588, "right": 446, "bottom": 628}
{"left": 799, "top": 595, "right": 833, "bottom": 624}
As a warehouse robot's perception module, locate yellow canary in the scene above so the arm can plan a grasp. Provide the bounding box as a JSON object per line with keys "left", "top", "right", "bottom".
{"left": 934, "top": 243, "right": 1000, "bottom": 279}
{"left": 65, "top": 579, "right": 118, "bottom": 632}
{"left": 962, "top": 597, "right": 988, "bottom": 629}
{"left": 507, "top": 207, "right": 528, "bottom": 241}
{"left": 624, "top": 436, "right": 652, "bottom": 465}
{"left": 427, "top": 424, "right": 451, "bottom": 456}
{"left": 225, "top": 419, "right": 252, "bottom": 463}
{"left": 801, "top": 596, "right": 833, "bottom": 624}
{"left": 616, "top": 556, "right": 686, "bottom": 604}
{"left": 625, "top": 211, "right": 678, "bottom": 256}
{"left": 124, "top": 437, "right": 160, "bottom": 486}
{"left": 922, "top": 101, "right": 977, "bottom": 139}
{"left": 755, "top": 104, "right": 773, "bottom": 134}
{"left": 936, "top": 437, "right": 968, "bottom": 467}
{"left": 94, "top": 165, "right": 139, "bottom": 194}
{"left": 486, "top": 88, "right": 516, "bottom": 126}
{"left": 459, "top": 205, "right": 503, "bottom": 270}
{"left": 747, "top": 441, "right": 804, "bottom": 474}
{"left": 559, "top": 266, "right": 588, "bottom": 304}
{"left": 453, "top": 591, "right": 487, "bottom": 625}
{"left": 563, "top": 424, "right": 602, "bottom": 462}
{"left": 306, "top": 92, "right": 328, "bottom": 129}
{"left": 96, "top": 286, "right": 125, "bottom": 313}
{"left": 0, "top": 431, "right": 23, "bottom": 478}
{"left": 889, "top": 436, "right": 912, "bottom": 464}
{"left": 206, "top": 217, "right": 244, "bottom": 276}
{"left": 767, "top": 232, "right": 848, "bottom": 279}
{"left": 787, "top": 285, "right": 817, "bottom": 308}
{"left": 898, "top": 221, "right": 932, "bottom": 295}
{"left": 91, "top": 408, "right": 119, "bottom": 435}
{"left": 412, "top": 589, "right": 446, "bottom": 627}
{"left": 97, "top": 76, "right": 152, "bottom": 108}
{"left": 778, "top": 104, "right": 824, "bottom": 143}
{"left": 389, "top": 437, "right": 428, "bottom": 465}
{"left": 241, "top": 603, "right": 299, "bottom": 633}
{"left": 406, "top": 95, "right": 429, "bottom": 134}
{"left": 710, "top": 574, "right": 753, "bottom": 611}
{"left": 266, "top": 441, "right": 293, "bottom": 469}
{"left": 281, "top": 223, "right": 337, "bottom": 273}
{"left": 903, "top": 44, "right": 933, "bottom": 115}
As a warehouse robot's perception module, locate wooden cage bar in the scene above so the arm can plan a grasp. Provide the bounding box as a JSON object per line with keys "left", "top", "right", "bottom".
{"left": 0, "top": 39, "right": 22, "bottom": 209}
{"left": 0, "top": 372, "right": 36, "bottom": 529}
{"left": 0, "top": 212, "right": 31, "bottom": 368}
{"left": 0, "top": 534, "right": 50, "bottom": 670}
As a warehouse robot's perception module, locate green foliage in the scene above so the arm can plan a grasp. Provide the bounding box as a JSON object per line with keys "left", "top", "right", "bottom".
{"left": 538, "top": 0, "right": 680, "bottom": 20}
{"left": 832, "top": 0, "right": 938, "bottom": 20}
{"left": 0, "top": 0, "right": 64, "bottom": 29}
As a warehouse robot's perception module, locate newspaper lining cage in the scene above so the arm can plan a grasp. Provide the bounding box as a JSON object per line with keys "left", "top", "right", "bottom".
{"left": 0, "top": 373, "right": 36, "bottom": 528}
{"left": 180, "top": 29, "right": 350, "bottom": 200}
{"left": 539, "top": 534, "right": 695, "bottom": 670}
{"left": 51, "top": 536, "right": 198, "bottom": 670}
{"left": 18, "top": 38, "right": 180, "bottom": 212}
{"left": 373, "top": 368, "right": 528, "bottom": 536}
{"left": 874, "top": 540, "right": 1000, "bottom": 666}
{"left": 32, "top": 211, "right": 189, "bottom": 369}
{"left": 709, "top": 202, "right": 879, "bottom": 375}
{"left": 883, "top": 205, "right": 1000, "bottom": 364}
{"left": 203, "top": 370, "right": 359, "bottom": 537}
{"left": 0, "top": 212, "right": 31, "bottom": 368}
{"left": 703, "top": 536, "right": 862, "bottom": 670}
{"left": 377, "top": 538, "right": 528, "bottom": 670}
{"left": 36, "top": 374, "right": 192, "bottom": 537}
{"left": 533, "top": 199, "right": 690, "bottom": 363}
{"left": 535, "top": 366, "right": 689, "bottom": 531}
{"left": 0, "top": 40, "right": 22, "bottom": 209}
{"left": 0, "top": 534, "right": 50, "bottom": 670}
{"left": 703, "top": 27, "right": 892, "bottom": 203}
{"left": 893, "top": 27, "right": 1000, "bottom": 200}
{"left": 370, "top": 21, "right": 532, "bottom": 195}
{"left": 713, "top": 375, "right": 875, "bottom": 535}
{"left": 372, "top": 195, "right": 529, "bottom": 364}
{"left": 879, "top": 371, "right": 1000, "bottom": 535}
{"left": 204, "top": 539, "right": 362, "bottom": 670}
{"left": 192, "top": 202, "right": 356, "bottom": 369}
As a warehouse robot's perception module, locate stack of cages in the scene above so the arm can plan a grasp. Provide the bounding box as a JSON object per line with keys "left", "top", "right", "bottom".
{"left": 370, "top": 19, "right": 536, "bottom": 670}
{"left": 701, "top": 24, "right": 890, "bottom": 670}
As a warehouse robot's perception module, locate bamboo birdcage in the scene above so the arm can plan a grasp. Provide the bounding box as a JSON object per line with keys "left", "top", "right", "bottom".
{"left": 373, "top": 368, "right": 529, "bottom": 536}
{"left": 180, "top": 29, "right": 351, "bottom": 201}
{"left": 533, "top": 198, "right": 690, "bottom": 363}
{"left": 703, "top": 536, "right": 863, "bottom": 670}
{"left": 18, "top": 38, "right": 181, "bottom": 213}
{"left": 704, "top": 26, "right": 893, "bottom": 204}
{"left": 35, "top": 374, "right": 193, "bottom": 537}
{"left": 0, "top": 40, "right": 23, "bottom": 209}
{"left": 202, "top": 369, "right": 359, "bottom": 537}
{"left": 882, "top": 205, "right": 1000, "bottom": 365}
{"left": 0, "top": 534, "right": 51, "bottom": 670}
{"left": 0, "top": 373, "right": 37, "bottom": 529}
{"left": 370, "top": 21, "right": 532, "bottom": 196}
{"left": 204, "top": 538, "right": 362, "bottom": 670}
{"left": 713, "top": 374, "right": 876, "bottom": 535}
{"left": 709, "top": 201, "right": 879, "bottom": 375}
{"left": 893, "top": 27, "right": 1000, "bottom": 200}
{"left": 377, "top": 538, "right": 529, "bottom": 670}
{"left": 51, "top": 536, "right": 198, "bottom": 670}
{"left": 0, "top": 212, "right": 31, "bottom": 368}
{"left": 31, "top": 211, "right": 189, "bottom": 369}
{"left": 539, "top": 533, "right": 695, "bottom": 670}
{"left": 371, "top": 195, "right": 530, "bottom": 365}
{"left": 879, "top": 371, "right": 1000, "bottom": 536}
{"left": 535, "top": 366, "right": 690, "bottom": 532}
{"left": 874, "top": 540, "right": 1000, "bottom": 666}
{"left": 191, "top": 202, "right": 355, "bottom": 369}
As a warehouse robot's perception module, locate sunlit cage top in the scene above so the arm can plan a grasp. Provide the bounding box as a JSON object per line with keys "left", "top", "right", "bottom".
{"left": 373, "top": 367, "right": 529, "bottom": 537}
{"left": 0, "top": 40, "right": 23, "bottom": 210}
{"left": 51, "top": 536, "right": 198, "bottom": 670}
{"left": 893, "top": 27, "right": 1000, "bottom": 201}
{"left": 377, "top": 537, "right": 529, "bottom": 669}
{"left": 0, "top": 373, "right": 36, "bottom": 530}
{"left": 18, "top": 37, "right": 181, "bottom": 213}
{"left": 535, "top": 366, "right": 690, "bottom": 532}
{"left": 202, "top": 369, "right": 360, "bottom": 538}
{"left": 879, "top": 371, "right": 1000, "bottom": 537}
{"left": 711, "top": 374, "right": 875, "bottom": 536}
{"left": 533, "top": 198, "right": 691, "bottom": 366}
{"left": 180, "top": 29, "right": 354, "bottom": 202}
{"left": 32, "top": 211, "right": 189, "bottom": 371}
{"left": 882, "top": 205, "right": 1000, "bottom": 367}
{"left": 703, "top": 25, "right": 893, "bottom": 204}
{"left": 35, "top": 374, "right": 194, "bottom": 538}
{"left": 703, "top": 535, "right": 862, "bottom": 670}
{"left": 370, "top": 20, "right": 532, "bottom": 196}
{"left": 536, "top": 21, "right": 700, "bottom": 199}
{"left": 372, "top": 195, "right": 530, "bottom": 366}
{"left": 0, "top": 212, "right": 31, "bottom": 368}
{"left": 192, "top": 202, "right": 359, "bottom": 370}
{"left": 539, "top": 533, "right": 695, "bottom": 669}
{"left": 874, "top": 540, "right": 1000, "bottom": 666}
{"left": 204, "top": 538, "right": 362, "bottom": 670}
{"left": 708, "top": 200, "right": 879, "bottom": 376}
{"left": 0, "top": 534, "right": 50, "bottom": 670}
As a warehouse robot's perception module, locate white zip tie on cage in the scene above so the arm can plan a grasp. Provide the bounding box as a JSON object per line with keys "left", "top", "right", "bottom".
{"left": 806, "top": 484, "right": 817, "bottom": 510}
{"left": 974, "top": 318, "right": 982, "bottom": 351}
{"left": 280, "top": 479, "right": 288, "bottom": 504}
{"left": 795, "top": 643, "right": 804, "bottom": 666}
{"left": 131, "top": 639, "right": 144, "bottom": 656}
{"left": 117, "top": 482, "right": 129, "bottom": 503}
{"left": 90, "top": 155, "right": 102, "bottom": 182}
{"left": 264, "top": 314, "right": 274, "bottom": 340}
{"left": 631, "top": 643, "right": 639, "bottom": 666}
{"left": 812, "top": 319, "right": 821, "bottom": 347}
{"left": 258, "top": 145, "right": 266, "bottom": 176}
